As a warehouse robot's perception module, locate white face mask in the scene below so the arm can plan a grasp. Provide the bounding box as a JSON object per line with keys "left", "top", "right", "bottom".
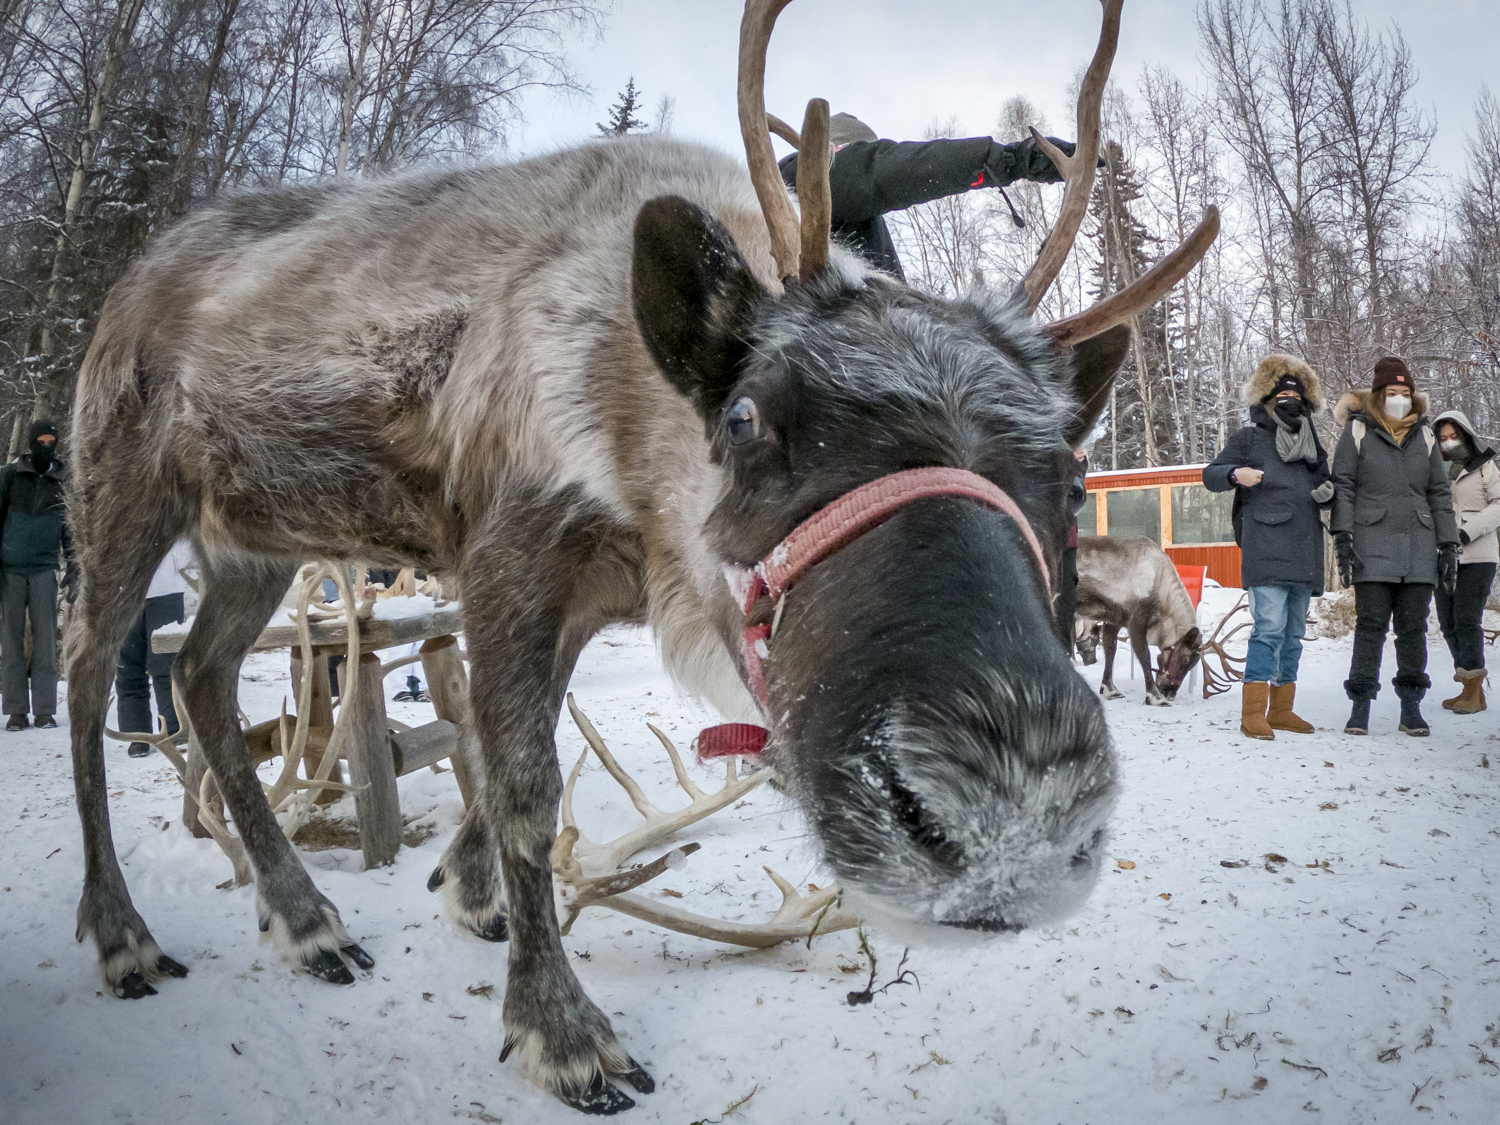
{"left": 1440, "top": 439, "right": 1464, "bottom": 455}
{"left": 1384, "top": 394, "right": 1411, "bottom": 420}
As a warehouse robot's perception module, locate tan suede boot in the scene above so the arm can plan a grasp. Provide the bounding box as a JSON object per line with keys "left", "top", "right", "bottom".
{"left": 1267, "top": 682, "right": 1314, "bottom": 733}
{"left": 1240, "top": 681, "right": 1274, "bottom": 740}
{"left": 1448, "top": 669, "right": 1487, "bottom": 715}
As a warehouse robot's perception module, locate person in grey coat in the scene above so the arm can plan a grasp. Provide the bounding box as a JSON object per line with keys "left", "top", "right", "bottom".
{"left": 1432, "top": 409, "right": 1500, "bottom": 714}
{"left": 1203, "top": 354, "right": 1332, "bottom": 740}
{"left": 1331, "top": 358, "right": 1460, "bottom": 737}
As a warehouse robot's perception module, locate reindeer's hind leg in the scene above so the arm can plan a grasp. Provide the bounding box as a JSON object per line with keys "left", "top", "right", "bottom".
{"left": 174, "top": 551, "right": 372, "bottom": 984}
{"left": 1098, "top": 625, "right": 1125, "bottom": 700}
{"left": 68, "top": 511, "right": 187, "bottom": 998}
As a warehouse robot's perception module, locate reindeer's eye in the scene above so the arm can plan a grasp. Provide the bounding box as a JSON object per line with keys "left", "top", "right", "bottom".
{"left": 725, "top": 397, "right": 760, "bottom": 445}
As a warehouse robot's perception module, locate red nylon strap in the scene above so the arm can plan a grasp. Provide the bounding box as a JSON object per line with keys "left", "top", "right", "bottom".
{"left": 696, "top": 723, "right": 769, "bottom": 759}
{"left": 757, "top": 466, "right": 1052, "bottom": 602}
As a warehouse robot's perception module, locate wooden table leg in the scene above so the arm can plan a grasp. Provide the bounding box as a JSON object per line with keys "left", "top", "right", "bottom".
{"left": 343, "top": 651, "right": 402, "bottom": 868}
{"left": 419, "top": 634, "right": 479, "bottom": 807}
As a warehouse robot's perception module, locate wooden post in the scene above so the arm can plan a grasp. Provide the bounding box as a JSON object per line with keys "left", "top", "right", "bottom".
{"left": 291, "top": 644, "right": 345, "bottom": 806}
{"left": 419, "top": 634, "right": 479, "bottom": 808}
{"left": 343, "top": 651, "right": 401, "bottom": 868}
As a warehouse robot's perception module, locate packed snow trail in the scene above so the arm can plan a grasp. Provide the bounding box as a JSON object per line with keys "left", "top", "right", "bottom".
{"left": 1, "top": 612, "right": 1496, "bottom": 1123}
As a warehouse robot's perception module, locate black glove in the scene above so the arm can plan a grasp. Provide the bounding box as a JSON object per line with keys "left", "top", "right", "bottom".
{"left": 1002, "top": 136, "right": 1107, "bottom": 184}
{"left": 1332, "top": 530, "right": 1359, "bottom": 588}
{"left": 62, "top": 560, "right": 80, "bottom": 604}
{"left": 1438, "top": 542, "right": 1460, "bottom": 595}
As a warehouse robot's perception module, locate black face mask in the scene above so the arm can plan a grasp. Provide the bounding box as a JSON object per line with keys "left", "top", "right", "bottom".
{"left": 1273, "top": 399, "right": 1303, "bottom": 428}
{"left": 30, "top": 439, "right": 54, "bottom": 470}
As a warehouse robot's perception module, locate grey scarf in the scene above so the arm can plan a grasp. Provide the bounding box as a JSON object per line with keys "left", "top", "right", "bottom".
{"left": 1273, "top": 412, "right": 1319, "bottom": 465}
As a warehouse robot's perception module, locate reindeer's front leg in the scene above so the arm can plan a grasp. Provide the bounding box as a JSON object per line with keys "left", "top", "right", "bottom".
{"left": 1099, "top": 625, "right": 1125, "bottom": 700}
{"left": 1130, "top": 611, "right": 1168, "bottom": 706}
{"left": 454, "top": 497, "right": 652, "bottom": 1115}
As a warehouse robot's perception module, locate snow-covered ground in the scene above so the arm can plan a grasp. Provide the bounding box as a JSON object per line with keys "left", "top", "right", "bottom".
{"left": 2, "top": 603, "right": 1497, "bottom": 1124}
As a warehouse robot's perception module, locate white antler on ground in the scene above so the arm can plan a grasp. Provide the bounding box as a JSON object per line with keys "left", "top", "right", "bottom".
{"left": 552, "top": 694, "right": 860, "bottom": 947}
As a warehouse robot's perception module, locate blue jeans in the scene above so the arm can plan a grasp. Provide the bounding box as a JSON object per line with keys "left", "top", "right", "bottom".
{"left": 1243, "top": 584, "right": 1313, "bottom": 685}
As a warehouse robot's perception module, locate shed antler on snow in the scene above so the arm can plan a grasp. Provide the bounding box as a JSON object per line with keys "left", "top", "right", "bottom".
{"left": 551, "top": 695, "right": 860, "bottom": 947}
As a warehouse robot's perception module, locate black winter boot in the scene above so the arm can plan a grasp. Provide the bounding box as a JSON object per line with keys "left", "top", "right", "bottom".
{"left": 1344, "top": 697, "right": 1371, "bottom": 736}
{"left": 1394, "top": 675, "right": 1431, "bottom": 737}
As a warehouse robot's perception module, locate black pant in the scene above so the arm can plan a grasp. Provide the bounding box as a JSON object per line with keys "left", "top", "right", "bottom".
{"left": 1346, "top": 581, "right": 1433, "bottom": 700}
{"left": 1056, "top": 545, "right": 1079, "bottom": 651}
{"left": 2, "top": 568, "right": 57, "bottom": 717}
{"left": 1435, "top": 562, "right": 1497, "bottom": 673}
{"left": 116, "top": 592, "right": 185, "bottom": 737}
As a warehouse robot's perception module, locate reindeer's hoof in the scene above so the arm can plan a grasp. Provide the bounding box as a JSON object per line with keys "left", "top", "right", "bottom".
{"left": 557, "top": 1072, "right": 637, "bottom": 1116}
{"left": 1099, "top": 686, "right": 1124, "bottom": 701}
{"left": 1145, "top": 695, "right": 1171, "bottom": 707}
{"left": 427, "top": 865, "right": 445, "bottom": 891}
{"left": 303, "top": 948, "right": 356, "bottom": 985}
{"left": 157, "top": 955, "right": 190, "bottom": 979}
{"left": 616, "top": 1058, "right": 655, "bottom": 1095}
{"left": 340, "top": 943, "right": 375, "bottom": 971}
{"left": 114, "top": 971, "right": 157, "bottom": 999}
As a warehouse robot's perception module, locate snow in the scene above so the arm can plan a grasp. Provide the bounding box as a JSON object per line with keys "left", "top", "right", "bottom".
{"left": 2, "top": 611, "right": 1498, "bottom": 1123}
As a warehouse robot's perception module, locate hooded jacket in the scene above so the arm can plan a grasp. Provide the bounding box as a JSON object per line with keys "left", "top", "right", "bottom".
{"left": 0, "top": 452, "right": 71, "bottom": 572}
{"left": 1330, "top": 390, "right": 1458, "bottom": 586}
{"left": 1203, "top": 356, "right": 1331, "bottom": 592}
{"left": 1433, "top": 409, "right": 1500, "bottom": 565}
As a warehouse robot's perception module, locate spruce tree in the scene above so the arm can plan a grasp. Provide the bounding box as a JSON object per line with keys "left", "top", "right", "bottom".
{"left": 597, "top": 78, "right": 649, "bottom": 137}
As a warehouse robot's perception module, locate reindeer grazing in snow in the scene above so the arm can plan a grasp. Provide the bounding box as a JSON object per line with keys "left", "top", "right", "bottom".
{"left": 1074, "top": 535, "right": 1203, "bottom": 705}
{"left": 64, "top": 0, "right": 1216, "bottom": 1112}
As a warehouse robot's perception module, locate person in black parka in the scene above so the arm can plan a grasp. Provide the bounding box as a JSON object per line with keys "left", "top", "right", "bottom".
{"left": 1330, "top": 358, "right": 1460, "bottom": 737}
{"left": 0, "top": 419, "right": 77, "bottom": 730}
{"left": 777, "top": 112, "right": 1084, "bottom": 281}
{"left": 1204, "top": 355, "right": 1332, "bottom": 740}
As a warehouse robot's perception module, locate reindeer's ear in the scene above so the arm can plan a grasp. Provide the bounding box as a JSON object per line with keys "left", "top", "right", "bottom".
{"left": 1062, "top": 324, "right": 1131, "bottom": 447}
{"left": 633, "top": 196, "right": 768, "bottom": 420}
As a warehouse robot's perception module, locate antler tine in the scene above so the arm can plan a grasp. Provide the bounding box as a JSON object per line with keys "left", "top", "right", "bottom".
{"left": 1044, "top": 206, "right": 1221, "bottom": 348}
{"left": 796, "top": 97, "right": 832, "bottom": 281}
{"left": 1019, "top": 0, "right": 1122, "bottom": 315}
{"left": 646, "top": 721, "right": 705, "bottom": 800}
{"left": 566, "top": 693, "right": 662, "bottom": 821}
{"left": 739, "top": 0, "right": 801, "bottom": 281}
{"left": 766, "top": 112, "right": 801, "bottom": 148}
{"left": 561, "top": 744, "right": 589, "bottom": 831}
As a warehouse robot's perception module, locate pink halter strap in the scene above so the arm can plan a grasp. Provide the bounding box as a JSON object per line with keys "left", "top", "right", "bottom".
{"left": 696, "top": 467, "right": 1053, "bottom": 760}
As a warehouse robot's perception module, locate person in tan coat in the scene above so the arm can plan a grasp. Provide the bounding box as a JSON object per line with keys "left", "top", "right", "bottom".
{"left": 1432, "top": 410, "right": 1500, "bottom": 713}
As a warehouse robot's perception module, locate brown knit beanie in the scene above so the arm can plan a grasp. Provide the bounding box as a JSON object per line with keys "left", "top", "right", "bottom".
{"left": 1371, "top": 357, "right": 1414, "bottom": 394}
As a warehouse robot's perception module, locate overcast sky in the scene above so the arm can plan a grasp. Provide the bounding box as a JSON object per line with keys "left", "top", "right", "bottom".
{"left": 509, "top": 0, "right": 1499, "bottom": 186}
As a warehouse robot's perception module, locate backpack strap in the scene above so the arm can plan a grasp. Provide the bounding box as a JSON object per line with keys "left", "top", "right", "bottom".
{"left": 1351, "top": 418, "right": 1365, "bottom": 452}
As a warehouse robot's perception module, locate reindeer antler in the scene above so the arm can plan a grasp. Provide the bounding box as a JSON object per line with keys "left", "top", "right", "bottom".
{"left": 1019, "top": 0, "right": 1120, "bottom": 315}
{"left": 555, "top": 695, "right": 861, "bottom": 946}
{"left": 1200, "top": 593, "right": 1250, "bottom": 698}
{"left": 1018, "top": 0, "right": 1220, "bottom": 346}
{"left": 738, "top": 0, "right": 834, "bottom": 283}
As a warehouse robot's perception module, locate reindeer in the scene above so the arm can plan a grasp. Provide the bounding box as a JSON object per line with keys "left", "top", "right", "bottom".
{"left": 1074, "top": 535, "right": 1203, "bottom": 705}
{"left": 63, "top": 0, "right": 1215, "bottom": 1112}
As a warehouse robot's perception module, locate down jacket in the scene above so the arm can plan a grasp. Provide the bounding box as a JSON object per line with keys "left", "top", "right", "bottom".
{"left": 1433, "top": 409, "right": 1500, "bottom": 565}
{"left": 1203, "top": 355, "right": 1331, "bottom": 592}
{"left": 1330, "top": 390, "right": 1459, "bottom": 586}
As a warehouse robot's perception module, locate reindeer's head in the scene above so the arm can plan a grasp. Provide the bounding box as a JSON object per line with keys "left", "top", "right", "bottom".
{"left": 633, "top": 0, "right": 1216, "bottom": 940}
{"left": 1154, "top": 627, "right": 1204, "bottom": 701}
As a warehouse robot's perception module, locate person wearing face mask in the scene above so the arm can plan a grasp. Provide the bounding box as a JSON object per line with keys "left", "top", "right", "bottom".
{"left": 1330, "top": 359, "right": 1460, "bottom": 736}
{"left": 1204, "top": 355, "right": 1332, "bottom": 739}
{"left": 1429, "top": 410, "right": 1500, "bottom": 714}
{"left": 0, "top": 419, "right": 77, "bottom": 731}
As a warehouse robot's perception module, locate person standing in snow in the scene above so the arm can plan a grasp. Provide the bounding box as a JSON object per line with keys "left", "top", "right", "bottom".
{"left": 1431, "top": 410, "right": 1500, "bottom": 715}
{"left": 776, "top": 113, "right": 1088, "bottom": 281}
{"left": 116, "top": 539, "right": 194, "bottom": 757}
{"left": 1203, "top": 356, "right": 1333, "bottom": 740}
{"left": 1330, "top": 359, "right": 1460, "bottom": 737}
{"left": 0, "top": 419, "right": 76, "bottom": 731}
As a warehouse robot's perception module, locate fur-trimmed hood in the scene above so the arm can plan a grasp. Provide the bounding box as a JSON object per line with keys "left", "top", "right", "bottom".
{"left": 1334, "top": 388, "right": 1430, "bottom": 428}
{"left": 1243, "top": 354, "right": 1323, "bottom": 413}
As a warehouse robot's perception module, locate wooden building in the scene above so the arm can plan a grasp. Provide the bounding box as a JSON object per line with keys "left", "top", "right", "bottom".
{"left": 1080, "top": 464, "right": 1242, "bottom": 587}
